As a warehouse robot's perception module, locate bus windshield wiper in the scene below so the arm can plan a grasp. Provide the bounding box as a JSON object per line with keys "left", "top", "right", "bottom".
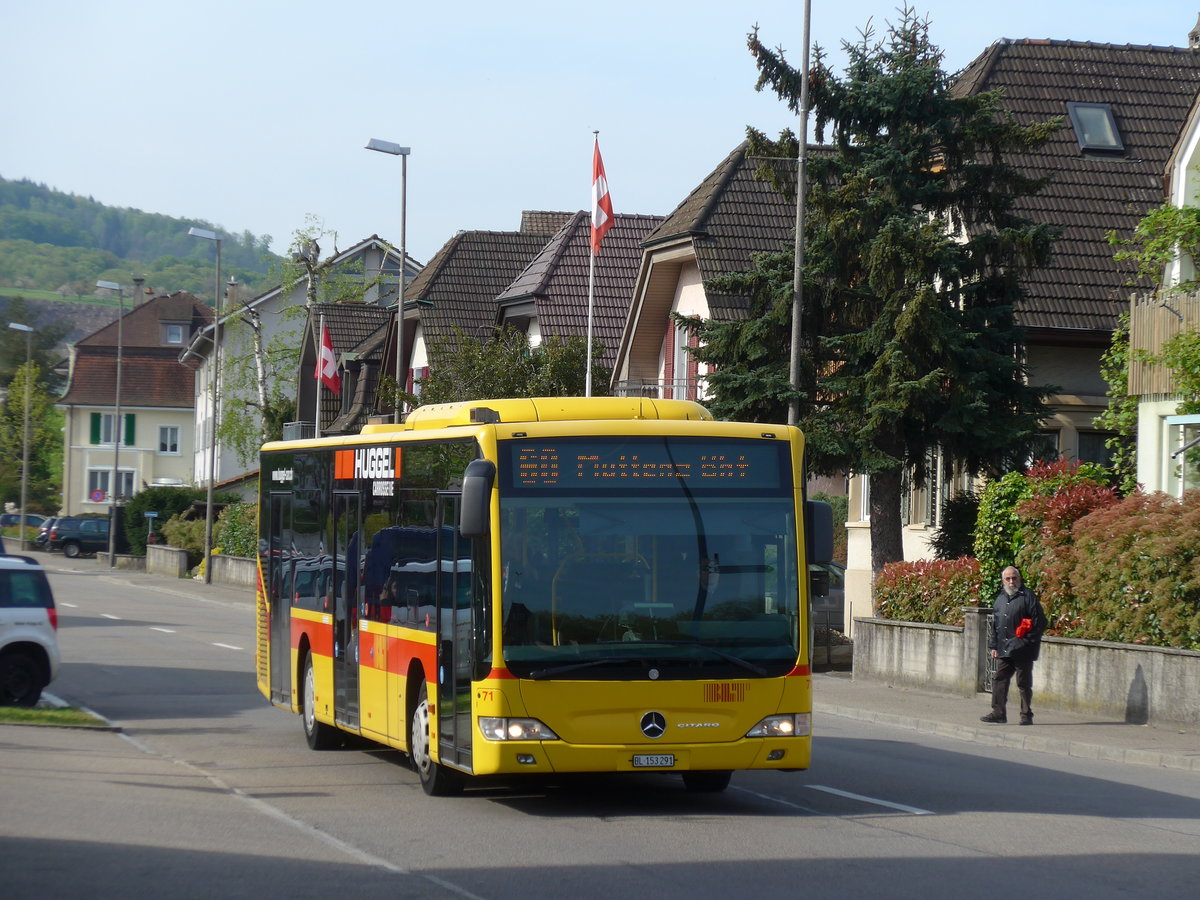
{"left": 528, "top": 656, "right": 641, "bottom": 680}
{"left": 633, "top": 640, "right": 768, "bottom": 677}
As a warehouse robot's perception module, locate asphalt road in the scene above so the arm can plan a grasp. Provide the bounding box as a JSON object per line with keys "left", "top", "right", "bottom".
{"left": 3, "top": 562, "right": 1199, "bottom": 899}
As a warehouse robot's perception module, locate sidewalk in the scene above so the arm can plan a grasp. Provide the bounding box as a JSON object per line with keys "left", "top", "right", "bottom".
{"left": 814, "top": 671, "right": 1200, "bottom": 772}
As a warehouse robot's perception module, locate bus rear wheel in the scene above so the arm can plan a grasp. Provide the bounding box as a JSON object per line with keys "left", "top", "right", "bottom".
{"left": 302, "top": 653, "right": 338, "bottom": 750}
{"left": 410, "top": 682, "right": 463, "bottom": 796}
{"left": 682, "top": 771, "right": 732, "bottom": 793}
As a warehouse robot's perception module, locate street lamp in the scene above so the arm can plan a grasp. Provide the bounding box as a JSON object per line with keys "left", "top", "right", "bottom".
{"left": 365, "top": 138, "right": 410, "bottom": 423}
{"left": 96, "top": 280, "right": 124, "bottom": 566}
{"left": 188, "top": 227, "right": 221, "bottom": 584}
{"left": 7, "top": 322, "right": 33, "bottom": 550}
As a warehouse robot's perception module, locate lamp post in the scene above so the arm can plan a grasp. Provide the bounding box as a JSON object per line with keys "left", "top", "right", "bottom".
{"left": 188, "top": 227, "right": 222, "bottom": 584}
{"left": 7, "top": 322, "right": 33, "bottom": 550}
{"left": 365, "top": 138, "right": 410, "bottom": 423}
{"left": 96, "top": 280, "right": 124, "bottom": 565}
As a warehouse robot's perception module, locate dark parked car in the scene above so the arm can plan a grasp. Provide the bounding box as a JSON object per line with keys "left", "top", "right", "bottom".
{"left": 0, "top": 513, "right": 46, "bottom": 529}
{"left": 47, "top": 516, "right": 111, "bottom": 558}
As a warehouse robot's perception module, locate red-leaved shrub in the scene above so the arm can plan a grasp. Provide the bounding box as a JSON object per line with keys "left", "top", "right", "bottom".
{"left": 874, "top": 557, "right": 984, "bottom": 626}
{"left": 1054, "top": 491, "right": 1200, "bottom": 648}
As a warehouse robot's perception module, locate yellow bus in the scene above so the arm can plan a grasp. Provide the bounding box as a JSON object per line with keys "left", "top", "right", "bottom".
{"left": 255, "top": 397, "right": 832, "bottom": 795}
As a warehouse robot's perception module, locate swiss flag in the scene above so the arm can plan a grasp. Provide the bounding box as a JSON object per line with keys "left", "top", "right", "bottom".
{"left": 591, "top": 137, "right": 614, "bottom": 255}
{"left": 315, "top": 319, "right": 341, "bottom": 393}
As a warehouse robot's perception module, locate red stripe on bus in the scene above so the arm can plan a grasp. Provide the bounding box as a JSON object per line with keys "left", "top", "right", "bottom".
{"left": 786, "top": 664, "right": 811, "bottom": 677}
{"left": 291, "top": 619, "right": 334, "bottom": 657}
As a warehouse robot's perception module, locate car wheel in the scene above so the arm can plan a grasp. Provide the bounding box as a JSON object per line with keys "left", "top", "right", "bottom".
{"left": 62, "top": 541, "right": 81, "bottom": 559}
{"left": 302, "top": 652, "right": 339, "bottom": 750}
{"left": 682, "top": 770, "right": 732, "bottom": 793}
{"left": 410, "top": 682, "right": 463, "bottom": 796}
{"left": 0, "top": 650, "right": 46, "bottom": 707}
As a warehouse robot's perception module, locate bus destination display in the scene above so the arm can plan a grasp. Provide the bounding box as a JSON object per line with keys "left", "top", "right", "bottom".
{"left": 508, "top": 439, "right": 786, "bottom": 490}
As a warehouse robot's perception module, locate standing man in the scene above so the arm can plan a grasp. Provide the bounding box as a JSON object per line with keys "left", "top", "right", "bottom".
{"left": 981, "top": 566, "right": 1047, "bottom": 725}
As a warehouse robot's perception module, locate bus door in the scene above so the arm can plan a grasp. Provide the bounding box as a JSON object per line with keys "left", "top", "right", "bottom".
{"left": 435, "top": 494, "right": 472, "bottom": 772}
{"left": 333, "top": 493, "right": 360, "bottom": 730}
{"left": 267, "top": 493, "right": 291, "bottom": 705}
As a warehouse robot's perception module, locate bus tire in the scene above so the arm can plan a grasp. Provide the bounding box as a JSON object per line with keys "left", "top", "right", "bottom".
{"left": 682, "top": 770, "right": 732, "bottom": 793}
{"left": 302, "top": 652, "right": 338, "bottom": 750}
{"left": 410, "top": 682, "right": 463, "bottom": 796}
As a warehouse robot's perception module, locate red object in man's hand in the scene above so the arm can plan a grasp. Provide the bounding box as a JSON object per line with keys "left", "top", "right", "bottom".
{"left": 1015, "top": 617, "right": 1033, "bottom": 638}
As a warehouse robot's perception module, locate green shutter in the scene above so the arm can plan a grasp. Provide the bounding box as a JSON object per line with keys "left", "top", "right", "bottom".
{"left": 124, "top": 413, "right": 136, "bottom": 445}
{"left": 90, "top": 412, "right": 101, "bottom": 444}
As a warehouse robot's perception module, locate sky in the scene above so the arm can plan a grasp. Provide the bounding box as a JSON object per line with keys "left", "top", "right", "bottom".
{"left": 2, "top": 1, "right": 1196, "bottom": 266}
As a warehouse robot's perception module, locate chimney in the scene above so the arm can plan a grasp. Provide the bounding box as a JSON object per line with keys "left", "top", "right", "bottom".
{"left": 1191, "top": 12, "right": 1200, "bottom": 49}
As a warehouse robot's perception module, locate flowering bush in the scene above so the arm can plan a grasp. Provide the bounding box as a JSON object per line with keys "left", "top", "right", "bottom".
{"left": 874, "top": 557, "right": 984, "bottom": 626}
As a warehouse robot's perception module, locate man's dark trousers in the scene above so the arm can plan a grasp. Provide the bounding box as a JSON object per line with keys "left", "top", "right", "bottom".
{"left": 991, "top": 646, "right": 1036, "bottom": 720}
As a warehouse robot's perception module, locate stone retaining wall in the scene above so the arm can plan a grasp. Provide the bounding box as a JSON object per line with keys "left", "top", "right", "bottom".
{"left": 853, "top": 608, "right": 1200, "bottom": 728}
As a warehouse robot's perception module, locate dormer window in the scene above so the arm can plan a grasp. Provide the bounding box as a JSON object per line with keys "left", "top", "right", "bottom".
{"left": 1066, "top": 102, "right": 1124, "bottom": 152}
{"left": 163, "top": 324, "right": 184, "bottom": 345}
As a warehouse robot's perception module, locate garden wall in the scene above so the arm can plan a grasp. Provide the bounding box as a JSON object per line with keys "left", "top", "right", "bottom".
{"left": 853, "top": 608, "right": 1200, "bottom": 728}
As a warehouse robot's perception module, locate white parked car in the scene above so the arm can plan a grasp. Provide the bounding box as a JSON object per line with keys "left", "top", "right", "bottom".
{"left": 0, "top": 554, "right": 60, "bottom": 706}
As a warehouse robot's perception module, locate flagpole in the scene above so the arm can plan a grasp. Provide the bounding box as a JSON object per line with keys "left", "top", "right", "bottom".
{"left": 315, "top": 314, "right": 324, "bottom": 437}
{"left": 586, "top": 249, "right": 596, "bottom": 398}
{"left": 586, "top": 130, "right": 598, "bottom": 398}
{"left": 587, "top": 130, "right": 615, "bottom": 399}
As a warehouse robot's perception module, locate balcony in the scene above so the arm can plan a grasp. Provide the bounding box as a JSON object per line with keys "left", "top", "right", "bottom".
{"left": 612, "top": 379, "right": 705, "bottom": 402}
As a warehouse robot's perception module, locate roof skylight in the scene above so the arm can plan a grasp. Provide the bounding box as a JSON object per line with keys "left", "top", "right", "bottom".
{"left": 1066, "top": 102, "right": 1124, "bottom": 152}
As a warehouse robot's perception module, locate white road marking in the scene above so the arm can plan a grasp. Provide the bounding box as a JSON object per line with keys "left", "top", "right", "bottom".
{"left": 212, "top": 642, "right": 244, "bottom": 651}
{"left": 101, "top": 613, "right": 121, "bottom": 620}
{"left": 116, "top": 731, "right": 486, "bottom": 898}
{"left": 807, "top": 784, "right": 933, "bottom": 815}
{"left": 60, "top": 602, "right": 78, "bottom": 608}
{"left": 149, "top": 627, "right": 176, "bottom": 634}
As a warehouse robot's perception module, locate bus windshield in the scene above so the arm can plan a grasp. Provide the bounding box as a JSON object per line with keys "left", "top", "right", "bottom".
{"left": 498, "top": 436, "right": 800, "bottom": 680}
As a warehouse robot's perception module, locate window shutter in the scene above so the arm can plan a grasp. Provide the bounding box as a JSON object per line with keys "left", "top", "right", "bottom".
{"left": 124, "top": 413, "right": 136, "bottom": 445}
{"left": 90, "top": 412, "right": 101, "bottom": 444}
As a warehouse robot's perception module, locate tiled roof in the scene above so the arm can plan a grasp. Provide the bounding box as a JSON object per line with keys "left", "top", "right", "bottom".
{"left": 309, "top": 302, "right": 392, "bottom": 430}
{"left": 409, "top": 230, "right": 555, "bottom": 349}
{"left": 59, "top": 353, "right": 195, "bottom": 408}
{"left": 60, "top": 292, "right": 207, "bottom": 408}
{"left": 497, "top": 211, "right": 665, "bottom": 368}
{"left": 642, "top": 142, "right": 796, "bottom": 318}
{"left": 953, "top": 39, "right": 1200, "bottom": 333}
{"left": 313, "top": 301, "right": 392, "bottom": 354}
{"left": 78, "top": 292, "right": 210, "bottom": 348}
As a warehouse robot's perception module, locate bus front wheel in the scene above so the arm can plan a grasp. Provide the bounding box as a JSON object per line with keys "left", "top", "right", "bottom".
{"left": 302, "top": 653, "right": 339, "bottom": 750}
{"left": 410, "top": 682, "right": 463, "bottom": 796}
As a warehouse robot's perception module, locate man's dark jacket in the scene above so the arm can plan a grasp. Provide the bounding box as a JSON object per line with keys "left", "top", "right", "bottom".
{"left": 987, "top": 586, "right": 1047, "bottom": 660}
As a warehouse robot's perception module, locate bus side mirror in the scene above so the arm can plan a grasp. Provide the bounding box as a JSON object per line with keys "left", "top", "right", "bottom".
{"left": 805, "top": 500, "right": 833, "bottom": 566}
{"left": 460, "top": 459, "right": 495, "bottom": 538}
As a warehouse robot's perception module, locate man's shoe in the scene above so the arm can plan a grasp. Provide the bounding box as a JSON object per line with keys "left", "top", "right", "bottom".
{"left": 1019, "top": 716, "right": 1033, "bottom": 726}
{"left": 980, "top": 713, "right": 1006, "bottom": 724}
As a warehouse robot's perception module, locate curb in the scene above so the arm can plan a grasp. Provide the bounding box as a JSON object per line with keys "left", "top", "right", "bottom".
{"left": 814, "top": 702, "right": 1200, "bottom": 773}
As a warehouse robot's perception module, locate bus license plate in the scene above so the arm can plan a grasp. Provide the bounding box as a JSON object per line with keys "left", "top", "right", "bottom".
{"left": 632, "top": 754, "right": 675, "bottom": 768}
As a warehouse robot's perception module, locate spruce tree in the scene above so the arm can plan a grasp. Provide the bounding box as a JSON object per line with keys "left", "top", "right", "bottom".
{"left": 693, "top": 10, "right": 1058, "bottom": 577}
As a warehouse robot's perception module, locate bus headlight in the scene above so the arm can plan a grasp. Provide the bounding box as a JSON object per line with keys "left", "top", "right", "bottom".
{"left": 746, "top": 714, "right": 810, "bottom": 738}
{"left": 479, "top": 717, "right": 559, "bottom": 742}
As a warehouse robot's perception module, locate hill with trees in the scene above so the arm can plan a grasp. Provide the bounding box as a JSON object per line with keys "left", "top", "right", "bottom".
{"left": 0, "top": 175, "right": 281, "bottom": 301}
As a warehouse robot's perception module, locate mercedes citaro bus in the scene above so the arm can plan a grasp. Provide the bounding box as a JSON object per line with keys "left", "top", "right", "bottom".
{"left": 256, "top": 397, "right": 832, "bottom": 795}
